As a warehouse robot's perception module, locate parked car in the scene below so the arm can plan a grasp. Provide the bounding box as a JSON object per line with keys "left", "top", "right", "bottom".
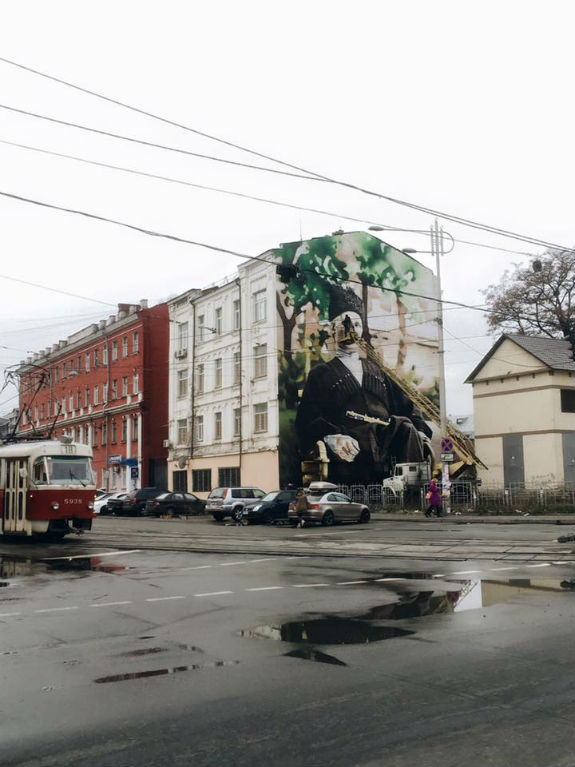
{"left": 243, "top": 489, "right": 298, "bottom": 524}
{"left": 287, "top": 482, "right": 370, "bottom": 526}
{"left": 143, "top": 492, "right": 206, "bottom": 518}
{"left": 94, "top": 492, "right": 113, "bottom": 515}
{"left": 119, "top": 487, "right": 167, "bottom": 516}
{"left": 206, "top": 487, "right": 266, "bottom": 522}
{"left": 100, "top": 492, "right": 129, "bottom": 515}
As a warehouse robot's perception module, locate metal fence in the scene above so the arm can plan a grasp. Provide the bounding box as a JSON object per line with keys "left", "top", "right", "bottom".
{"left": 336, "top": 482, "right": 575, "bottom": 512}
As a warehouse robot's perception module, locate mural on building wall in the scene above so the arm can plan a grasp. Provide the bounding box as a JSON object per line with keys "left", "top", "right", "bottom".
{"left": 275, "top": 232, "right": 440, "bottom": 487}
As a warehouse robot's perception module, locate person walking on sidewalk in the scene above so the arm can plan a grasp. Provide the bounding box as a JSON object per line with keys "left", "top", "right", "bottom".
{"left": 425, "top": 479, "right": 442, "bottom": 518}
{"left": 295, "top": 488, "right": 309, "bottom": 528}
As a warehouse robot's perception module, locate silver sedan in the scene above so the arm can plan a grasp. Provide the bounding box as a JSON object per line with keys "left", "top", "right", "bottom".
{"left": 288, "top": 487, "right": 370, "bottom": 526}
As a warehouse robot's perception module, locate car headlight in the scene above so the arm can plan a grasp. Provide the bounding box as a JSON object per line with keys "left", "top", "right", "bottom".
{"left": 252, "top": 504, "right": 261, "bottom": 511}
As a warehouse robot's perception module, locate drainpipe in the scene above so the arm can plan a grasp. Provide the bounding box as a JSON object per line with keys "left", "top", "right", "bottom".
{"left": 236, "top": 278, "right": 243, "bottom": 482}
{"left": 190, "top": 301, "right": 196, "bottom": 463}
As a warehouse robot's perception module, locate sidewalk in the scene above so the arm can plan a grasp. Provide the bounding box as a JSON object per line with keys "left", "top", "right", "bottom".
{"left": 370, "top": 511, "right": 575, "bottom": 525}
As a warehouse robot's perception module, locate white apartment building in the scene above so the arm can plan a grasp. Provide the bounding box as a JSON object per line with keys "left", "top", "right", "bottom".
{"left": 167, "top": 258, "right": 279, "bottom": 496}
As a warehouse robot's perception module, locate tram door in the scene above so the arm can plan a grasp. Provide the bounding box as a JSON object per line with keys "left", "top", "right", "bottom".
{"left": 2, "top": 459, "right": 30, "bottom": 534}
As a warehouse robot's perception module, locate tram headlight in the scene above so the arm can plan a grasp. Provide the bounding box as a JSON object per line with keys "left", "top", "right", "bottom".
{"left": 88, "top": 502, "right": 94, "bottom": 510}
{"left": 51, "top": 502, "right": 60, "bottom": 510}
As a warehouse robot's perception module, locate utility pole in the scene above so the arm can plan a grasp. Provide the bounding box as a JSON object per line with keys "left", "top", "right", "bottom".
{"left": 431, "top": 218, "right": 451, "bottom": 515}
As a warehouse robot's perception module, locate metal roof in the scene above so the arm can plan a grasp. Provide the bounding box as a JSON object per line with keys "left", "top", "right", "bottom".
{"left": 466, "top": 333, "right": 575, "bottom": 382}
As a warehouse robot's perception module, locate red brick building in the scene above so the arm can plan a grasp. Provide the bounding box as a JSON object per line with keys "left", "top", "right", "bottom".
{"left": 17, "top": 300, "right": 169, "bottom": 491}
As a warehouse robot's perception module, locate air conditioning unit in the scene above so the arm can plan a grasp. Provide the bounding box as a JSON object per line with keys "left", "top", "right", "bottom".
{"left": 163, "top": 439, "right": 172, "bottom": 448}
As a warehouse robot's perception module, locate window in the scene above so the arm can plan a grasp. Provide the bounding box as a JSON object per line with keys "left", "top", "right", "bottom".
{"left": 133, "top": 373, "right": 139, "bottom": 394}
{"left": 254, "top": 402, "right": 268, "bottom": 433}
{"left": 103, "top": 382, "right": 109, "bottom": 402}
{"left": 83, "top": 425, "right": 89, "bottom": 444}
{"left": 173, "top": 470, "right": 188, "bottom": 492}
{"left": 177, "top": 369, "right": 188, "bottom": 398}
{"left": 133, "top": 332, "right": 139, "bottom": 354}
{"left": 101, "top": 422, "right": 108, "bottom": 446}
{"left": 122, "top": 337, "right": 129, "bottom": 358}
{"left": 68, "top": 393, "right": 73, "bottom": 411}
{"left": 233, "top": 299, "right": 240, "bottom": 330}
{"left": 85, "top": 354, "right": 90, "bottom": 373}
{"left": 177, "top": 323, "right": 188, "bottom": 352}
{"left": 197, "top": 315, "right": 205, "bottom": 342}
{"left": 121, "top": 419, "right": 127, "bottom": 443}
{"left": 77, "top": 356, "right": 82, "bottom": 373}
{"left": 62, "top": 363, "right": 67, "bottom": 380}
{"left": 233, "top": 407, "right": 241, "bottom": 437}
{"left": 192, "top": 469, "right": 211, "bottom": 493}
{"left": 54, "top": 367, "right": 59, "bottom": 383}
{"left": 122, "top": 376, "right": 128, "bottom": 397}
{"left": 177, "top": 418, "right": 188, "bottom": 445}
{"left": 102, "top": 345, "right": 108, "bottom": 365}
{"left": 93, "top": 385, "right": 99, "bottom": 405}
{"left": 253, "top": 289, "right": 266, "bottom": 323}
{"left": 233, "top": 351, "right": 241, "bottom": 385}
{"left": 132, "top": 417, "right": 138, "bottom": 441}
{"left": 84, "top": 387, "right": 90, "bottom": 407}
{"left": 75, "top": 426, "right": 81, "bottom": 443}
{"left": 214, "top": 412, "right": 222, "bottom": 440}
{"left": 111, "top": 379, "right": 118, "bottom": 400}
{"left": 112, "top": 340, "right": 118, "bottom": 361}
{"left": 561, "top": 389, "right": 575, "bottom": 413}
{"left": 94, "top": 348, "right": 99, "bottom": 368}
{"left": 92, "top": 425, "right": 98, "bottom": 447}
{"left": 40, "top": 403, "right": 45, "bottom": 420}
{"left": 197, "top": 364, "right": 205, "bottom": 394}
{"left": 111, "top": 420, "right": 117, "bottom": 444}
{"left": 215, "top": 307, "right": 222, "bottom": 336}
{"left": 214, "top": 358, "right": 222, "bottom": 389}
{"left": 61, "top": 397, "right": 66, "bottom": 414}
{"left": 218, "top": 467, "right": 240, "bottom": 487}
{"left": 195, "top": 415, "right": 204, "bottom": 443}
{"left": 76, "top": 389, "right": 81, "bottom": 410}
{"left": 254, "top": 344, "right": 267, "bottom": 378}
{"left": 53, "top": 400, "right": 58, "bottom": 416}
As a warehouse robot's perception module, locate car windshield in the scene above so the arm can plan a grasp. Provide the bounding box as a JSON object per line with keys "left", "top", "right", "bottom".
{"left": 262, "top": 491, "right": 279, "bottom": 502}
{"left": 33, "top": 456, "right": 95, "bottom": 486}
{"left": 208, "top": 488, "right": 225, "bottom": 499}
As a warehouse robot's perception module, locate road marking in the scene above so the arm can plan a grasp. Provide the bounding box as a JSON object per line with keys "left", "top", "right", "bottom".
{"left": 249, "top": 558, "right": 278, "bottom": 563}
{"left": 375, "top": 577, "right": 405, "bottom": 582}
{"left": 90, "top": 601, "right": 133, "bottom": 607}
{"left": 0, "top": 612, "right": 21, "bottom": 618}
{"left": 193, "top": 591, "right": 233, "bottom": 597}
{"left": 292, "top": 583, "right": 329, "bottom": 588}
{"left": 145, "top": 596, "right": 186, "bottom": 602}
{"left": 44, "top": 550, "right": 141, "bottom": 561}
{"left": 336, "top": 580, "right": 368, "bottom": 585}
{"left": 525, "top": 563, "right": 551, "bottom": 568}
{"left": 432, "top": 574, "right": 446, "bottom": 578}
{"left": 552, "top": 561, "right": 572, "bottom": 565}
{"left": 181, "top": 565, "right": 213, "bottom": 571}
{"left": 286, "top": 556, "right": 310, "bottom": 560}
{"left": 452, "top": 570, "right": 480, "bottom": 575}
{"left": 219, "top": 562, "right": 246, "bottom": 567}
{"left": 34, "top": 606, "right": 79, "bottom": 614}
{"left": 246, "top": 586, "right": 284, "bottom": 592}
{"left": 490, "top": 566, "right": 519, "bottom": 571}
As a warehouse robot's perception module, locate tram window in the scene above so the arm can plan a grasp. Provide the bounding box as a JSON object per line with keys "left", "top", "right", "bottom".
{"left": 33, "top": 458, "right": 48, "bottom": 484}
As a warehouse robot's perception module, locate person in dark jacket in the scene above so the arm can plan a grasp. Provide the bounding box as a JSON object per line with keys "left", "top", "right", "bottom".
{"left": 295, "top": 285, "right": 432, "bottom": 485}
{"left": 294, "top": 488, "right": 309, "bottom": 528}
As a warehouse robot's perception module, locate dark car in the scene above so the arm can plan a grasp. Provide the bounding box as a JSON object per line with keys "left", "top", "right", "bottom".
{"left": 119, "top": 487, "right": 166, "bottom": 516}
{"left": 104, "top": 492, "right": 130, "bottom": 515}
{"left": 143, "top": 492, "right": 206, "bottom": 518}
{"left": 243, "top": 489, "right": 298, "bottom": 524}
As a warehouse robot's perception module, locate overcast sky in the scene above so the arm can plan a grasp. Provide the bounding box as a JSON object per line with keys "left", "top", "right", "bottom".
{"left": 1, "top": 0, "right": 573, "bottom": 417}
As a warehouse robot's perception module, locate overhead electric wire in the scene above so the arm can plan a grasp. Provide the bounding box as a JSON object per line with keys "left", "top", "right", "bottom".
{"left": 0, "top": 135, "right": 539, "bottom": 258}
{"left": 0, "top": 271, "right": 117, "bottom": 307}
{"left": 0, "top": 56, "right": 571, "bottom": 252}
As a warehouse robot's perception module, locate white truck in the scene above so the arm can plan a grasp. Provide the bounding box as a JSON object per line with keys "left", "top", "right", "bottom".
{"left": 382, "top": 462, "right": 432, "bottom": 499}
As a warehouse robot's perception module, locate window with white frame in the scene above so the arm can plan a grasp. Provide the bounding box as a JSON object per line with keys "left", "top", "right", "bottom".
{"left": 122, "top": 376, "right": 128, "bottom": 396}
{"left": 103, "top": 382, "right": 109, "bottom": 402}
{"left": 85, "top": 354, "right": 90, "bottom": 373}
{"left": 177, "top": 322, "right": 188, "bottom": 352}
{"left": 195, "top": 415, "right": 204, "bottom": 443}
{"left": 214, "top": 358, "right": 222, "bottom": 389}
{"left": 197, "top": 364, "right": 204, "bottom": 394}
{"left": 133, "top": 373, "right": 139, "bottom": 394}
{"left": 111, "top": 420, "right": 117, "bottom": 444}
{"left": 101, "top": 422, "right": 107, "bottom": 445}
{"left": 112, "top": 340, "right": 118, "bottom": 361}
{"left": 102, "top": 345, "right": 108, "bottom": 365}
{"left": 197, "top": 315, "right": 205, "bottom": 342}
{"left": 84, "top": 387, "right": 90, "bottom": 407}
{"left": 76, "top": 389, "right": 81, "bottom": 409}
{"left": 233, "top": 407, "right": 241, "bottom": 437}
{"left": 214, "top": 411, "right": 222, "bottom": 440}
{"left": 83, "top": 425, "right": 89, "bottom": 444}
{"left": 94, "top": 348, "right": 99, "bottom": 368}
{"left": 61, "top": 397, "right": 66, "bottom": 414}
{"left": 111, "top": 379, "right": 118, "bottom": 400}
{"left": 177, "top": 369, "right": 188, "bottom": 398}
{"left": 122, "top": 337, "right": 129, "bottom": 358}
{"left": 93, "top": 385, "right": 99, "bottom": 405}
{"left": 253, "top": 289, "right": 266, "bottom": 323}
{"left": 92, "top": 425, "right": 98, "bottom": 446}
{"left": 121, "top": 419, "right": 127, "bottom": 442}
{"left": 233, "top": 351, "right": 241, "bottom": 385}
{"left": 254, "top": 344, "right": 267, "bottom": 378}
{"left": 133, "top": 331, "right": 140, "bottom": 354}
{"left": 177, "top": 418, "right": 188, "bottom": 445}
{"left": 254, "top": 402, "right": 268, "bottom": 433}
{"left": 233, "top": 299, "right": 240, "bottom": 330}
{"left": 215, "top": 307, "right": 222, "bottom": 336}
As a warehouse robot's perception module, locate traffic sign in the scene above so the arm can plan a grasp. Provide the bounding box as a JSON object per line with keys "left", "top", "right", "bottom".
{"left": 440, "top": 452, "right": 454, "bottom": 462}
{"left": 440, "top": 436, "right": 454, "bottom": 453}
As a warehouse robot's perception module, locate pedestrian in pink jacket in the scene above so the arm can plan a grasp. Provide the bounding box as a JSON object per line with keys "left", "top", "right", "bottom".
{"left": 425, "top": 479, "right": 443, "bottom": 518}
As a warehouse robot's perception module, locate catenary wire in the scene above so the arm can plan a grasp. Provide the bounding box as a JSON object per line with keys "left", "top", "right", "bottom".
{"left": 0, "top": 56, "right": 571, "bottom": 252}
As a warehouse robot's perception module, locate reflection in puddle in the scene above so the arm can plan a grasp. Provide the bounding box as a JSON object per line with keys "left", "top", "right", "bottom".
{"left": 0, "top": 554, "right": 129, "bottom": 579}
{"left": 117, "top": 647, "right": 168, "bottom": 657}
{"left": 94, "top": 660, "right": 239, "bottom": 684}
{"left": 285, "top": 648, "right": 347, "bottom": 666}
{"left": 240, "top": 618, "right": 414, "bottom": 645}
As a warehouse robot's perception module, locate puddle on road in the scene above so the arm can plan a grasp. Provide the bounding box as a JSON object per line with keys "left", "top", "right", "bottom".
{"left": 94, "top": 660, "right": 239, "bottom": 684}
{"left": 285, "top": 648, "right": 347, "bottom": 666}
{"left": 0, "top": 554, "right": 131, "bottom": 579}
{"left": 240, "top": 618, "right": 414, "bottom": 645}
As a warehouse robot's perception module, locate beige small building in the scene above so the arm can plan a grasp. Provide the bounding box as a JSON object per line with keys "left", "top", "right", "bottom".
{"left": 466, "top": 334, "right": 575, "bottom": 487}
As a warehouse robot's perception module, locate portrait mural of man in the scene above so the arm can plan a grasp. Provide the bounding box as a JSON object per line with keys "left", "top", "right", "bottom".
{"left": 274, "top": 232, "right": 440, "bottom": 487}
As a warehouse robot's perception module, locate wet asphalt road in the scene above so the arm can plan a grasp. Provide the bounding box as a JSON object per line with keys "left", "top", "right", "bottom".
{"left": 1, "top": 519, "right": 574, "bottom": 767}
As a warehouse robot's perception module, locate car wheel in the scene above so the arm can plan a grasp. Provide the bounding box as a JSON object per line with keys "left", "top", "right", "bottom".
{"left": 359, "top": 508, "right": 370, "bottom": 524}
{"left": 322, "top": 510, "right": 335, "bottom": 527}
{"left": 212, "top": 513, "right": 224, "bottom": 522}
{"left": 231, "top": 506, "right": 244, "bottom": 523}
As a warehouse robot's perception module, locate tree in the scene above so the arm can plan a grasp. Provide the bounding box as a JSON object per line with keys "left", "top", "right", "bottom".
{"left": 483, "top": 248, "right": 575, "bottom": 351}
